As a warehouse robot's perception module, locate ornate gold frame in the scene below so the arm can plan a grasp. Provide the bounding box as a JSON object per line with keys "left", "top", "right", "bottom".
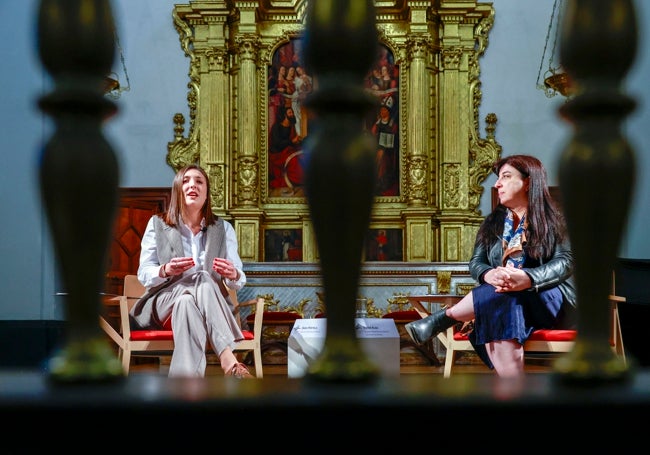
{"left": 169, "top": 0, "right": 501, "bottom": 263}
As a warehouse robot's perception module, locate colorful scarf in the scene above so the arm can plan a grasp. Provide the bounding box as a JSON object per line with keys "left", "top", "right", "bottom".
{"left": 502, "top": 209, "right": 527, "bottom": 268}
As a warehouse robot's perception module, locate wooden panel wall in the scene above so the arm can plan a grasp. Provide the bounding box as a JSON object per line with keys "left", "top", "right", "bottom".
{"left": 105, "top": 188, "right": 170, "bottom": 296}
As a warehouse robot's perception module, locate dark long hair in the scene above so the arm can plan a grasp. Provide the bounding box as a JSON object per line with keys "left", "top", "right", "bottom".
{"left": 477, "top": 154, "right": 567, "bottom": 260}
{"left": 163, "top": 164, "right": 217, "bottom": 228}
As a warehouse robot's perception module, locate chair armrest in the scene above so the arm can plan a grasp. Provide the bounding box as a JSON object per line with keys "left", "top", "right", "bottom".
{"left": 115, "top": 295, "right": 133, "bottom": 339}
{"left": 238, "top": 298, "right": 260, "bottom": 308}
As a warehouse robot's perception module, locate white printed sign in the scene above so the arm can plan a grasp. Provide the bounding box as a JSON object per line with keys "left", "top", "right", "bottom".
{"left": 288, "top": 318, "right": 400, "bottom": 378}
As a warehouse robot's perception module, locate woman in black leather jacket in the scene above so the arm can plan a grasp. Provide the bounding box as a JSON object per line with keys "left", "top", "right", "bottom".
{"left": 405, "top": 154, "right": 576, "bottom": 377}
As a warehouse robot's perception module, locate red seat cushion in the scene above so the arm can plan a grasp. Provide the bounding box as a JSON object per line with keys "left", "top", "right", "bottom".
{"left": 453, "top": 328, "right": 577, "bottom": 342}
{"left": 527, "top": 329, "right": 577, "bottom": 341}
{"left": 130, "top": 330, "right": 174, "bottom": 341}
{"left": 382, "top": 310, "right": 420, "bottom": 322}
{"left": 131, "top": 329, "right": 254, "bottom": 341}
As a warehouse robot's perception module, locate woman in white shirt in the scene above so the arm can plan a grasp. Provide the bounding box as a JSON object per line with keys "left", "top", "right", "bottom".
{"left": 130, "top": 164, "right": 252, "bottom": 378}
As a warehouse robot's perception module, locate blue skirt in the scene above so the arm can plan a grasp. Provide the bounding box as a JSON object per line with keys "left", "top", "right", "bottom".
{"left": 468, "top": 283, "right": 565, "bottom": 369}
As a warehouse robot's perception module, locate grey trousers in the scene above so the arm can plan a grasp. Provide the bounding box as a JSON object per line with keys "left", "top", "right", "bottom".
{"left": 153, "top": 270, "right": 243, "bottom": 377}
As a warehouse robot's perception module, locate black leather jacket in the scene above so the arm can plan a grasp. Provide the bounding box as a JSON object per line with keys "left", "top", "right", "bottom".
{"left": 468, "top": 235, "right": 577, "bottom": 309}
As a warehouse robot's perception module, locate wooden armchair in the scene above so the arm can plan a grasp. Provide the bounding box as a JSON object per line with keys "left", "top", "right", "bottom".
{"left": 100, "top": 274, "right": 264, "bottom": 377}
{"left": 407, "top": 292, "right": 626, "bottom": 377}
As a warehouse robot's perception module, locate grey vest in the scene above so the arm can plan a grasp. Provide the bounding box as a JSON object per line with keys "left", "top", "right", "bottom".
{"left": 129, "top": 215, "right": 233, "bottom": 329}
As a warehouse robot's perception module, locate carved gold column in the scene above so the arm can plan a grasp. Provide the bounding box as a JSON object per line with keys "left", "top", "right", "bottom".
{"left": 437, "top": 43, "right": 474, "bottom": 262}
{"left": 201, "top": 48, "right": 230, "bottom": 211}
{"left": 233, "top": 35, "right": 261, "bottom": 207}
{"left": 37, "top": 0, "right": 122, "bottom": 382}
{"left": 396, "top": 2, "right": 438, "bottom": 263}
{"left": 230, "top": 30, "right": 263, "bottom": 262}
{"left": 190, "top": 6, "right": 232, "bottom": 213}
{"left": 403, "top": 32, "right": 435, "bottom": 262}
{"left": 226, "top": 2, "right": 264, "bottom": 262}
{"left": 435, "top": 1, "right": 495, "bottom": 262}
{"left": 405, "top": 37, "right": 430, "bottom": 206}
{"left": 554, "top": 0, "right": 637, "bottom": 383}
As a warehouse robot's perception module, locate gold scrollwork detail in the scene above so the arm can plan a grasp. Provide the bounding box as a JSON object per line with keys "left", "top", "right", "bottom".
{"left": 443, "top": 164, "right": 461, "bottom": 208}
{"left": 468, "top": 113, "right": 501, "bottom": 213}
{"left": 364, "top": 298, "right": 383, "bottom": 318}
{"left": 172, "top": 8, "right": 194, "bottom": 60}
{"left": 437, "top": 270, "right": 452, "bottom": 294}
{"left": 386, "top": 294, "right": 414, "bottom": 314}
{"left": 205, "top": 48, "right": 229, "bottom": 71}
{"left": 236, "top": 155, "right": 259, "bottom": 205}
{"left": 167, "top": 113, "right": 199, "bottom": 173}
{"left": 456, "top": 283, "right": 475, "bottom": 296}
{"left": 234, "top": 34, "right": 262, "bottom": 63}
{"left": 167, "top": 58, "right": 200, "bottom": 173}
{"left": 207, "top": 164, "right": 225, "bottom": 209}
{"left": 406, "top": 154, "right": 428, "bottom": 204}
{"left": 442, "top": 47, "right": 463, "bottom": 70}
{"left": 474, "top": 7, "right": 495, "bottom": 57}
{"left": 405, "top": 36, "right": 430, "bottom": 61}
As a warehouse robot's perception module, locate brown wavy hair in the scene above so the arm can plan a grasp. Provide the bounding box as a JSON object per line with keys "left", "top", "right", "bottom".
{"left": 162, "top": 164, "right": 217, "bottom": 228}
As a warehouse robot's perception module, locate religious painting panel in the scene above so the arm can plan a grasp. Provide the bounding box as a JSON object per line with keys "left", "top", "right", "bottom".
{"left": 364, "top": 228, "right": 403, "bottom": 261}
{"left": 267, "top": 38, "right": 313, "bottom": 199}
{"left": 267, "top": 40, "right": 400, "bottom": 200}
{"left": 264, "top": 228, "right": 304, "bottom": 262}
{"left": 364, "top": 43, "right": 400, "bottom": 197}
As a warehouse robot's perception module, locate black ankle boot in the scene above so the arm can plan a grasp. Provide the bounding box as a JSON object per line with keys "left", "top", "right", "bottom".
{"left": 404, "top": 309, "right": 458, "bottom": 345}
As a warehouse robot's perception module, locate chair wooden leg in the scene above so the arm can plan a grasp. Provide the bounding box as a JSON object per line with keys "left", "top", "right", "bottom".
{"left": 443, "top": 349, "right": 456, "bottom": 378}
{"left": 121, "top": 349, "right": 131, "bottom": 374}
{"left": 614, "top": 307, "right": 626, "bottom": 364}
{"left": 253, "top": 349, "right": 263, "bottom": 378}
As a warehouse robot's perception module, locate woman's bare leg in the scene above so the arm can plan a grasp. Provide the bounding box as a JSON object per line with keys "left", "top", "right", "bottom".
{"left": 218, "top": 347, "right": 238, "bottom": 374}
{"left": 445, "top": 292, "right": 475, "bottom": 322}
{"left": 447, "top": 292, "right": 525, "bottom": 377}
{"left": 485, "top": 340, "right": 525, "bottom": 377}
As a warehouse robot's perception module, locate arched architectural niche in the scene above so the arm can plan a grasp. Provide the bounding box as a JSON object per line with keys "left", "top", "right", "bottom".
{"left": 168, "top": 0, "right": 501, "bottom": 263}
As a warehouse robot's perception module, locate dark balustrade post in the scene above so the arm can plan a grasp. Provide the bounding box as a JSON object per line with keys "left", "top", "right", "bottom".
{"left": 554, "top": 0, "right": 638, "bottom": 383}
{"left": 37, "top": 0, "right": 123, "bottom": 382}
{"left": 302, "top": 0, "right": 380, "bottom": 382}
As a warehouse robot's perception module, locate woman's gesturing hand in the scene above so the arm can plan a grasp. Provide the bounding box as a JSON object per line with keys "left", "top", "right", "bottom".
{"left": 163, "top": 257, "right": 195, "bottom": 277}
{"left": 213, "top": 257, "right": 238, "bottom": 280}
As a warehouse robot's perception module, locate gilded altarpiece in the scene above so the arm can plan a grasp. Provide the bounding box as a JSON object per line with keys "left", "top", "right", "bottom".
{"left": 168, "top": 0, "right": 501, "bottom": 264}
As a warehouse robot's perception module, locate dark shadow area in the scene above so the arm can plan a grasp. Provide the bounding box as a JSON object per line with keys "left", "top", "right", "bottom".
{"left": 616, "top": 258, "right": 650, "bottom": 366}
{"left": 0, "top": 320, "right": 65, "bottom": 369}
